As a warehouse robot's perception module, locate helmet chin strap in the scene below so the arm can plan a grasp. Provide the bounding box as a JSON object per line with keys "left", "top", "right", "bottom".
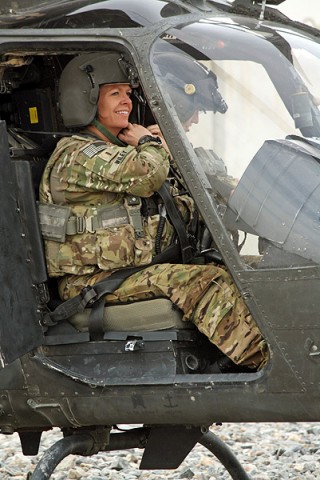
{"left": 92, "top": 119, "right": 127, "bottom": 147}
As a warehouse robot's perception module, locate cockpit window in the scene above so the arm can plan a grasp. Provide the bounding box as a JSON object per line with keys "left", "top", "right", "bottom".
{"left": 151, "top": 19, "right": 320, "bottom": 269}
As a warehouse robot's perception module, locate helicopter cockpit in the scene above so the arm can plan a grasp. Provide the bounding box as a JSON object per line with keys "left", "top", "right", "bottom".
{"left": 150, "top": 18, "right": 320, "bottom": 269}
{"left": 2, "top": 3, "right": 320, "bottom": 478}
{"left": 1, "top": 7, "right": 320, "bottom": 372}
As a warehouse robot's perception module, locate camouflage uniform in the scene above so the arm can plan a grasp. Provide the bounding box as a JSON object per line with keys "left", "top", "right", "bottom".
{"left": 40, "top": 134, "right": 268, "bottom": 370}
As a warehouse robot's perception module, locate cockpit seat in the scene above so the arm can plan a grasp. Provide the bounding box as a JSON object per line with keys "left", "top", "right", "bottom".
{"left": 12, "top": 159, "right": 194, "bottom": 336}
{"left": 68, "top": 298, "right": 193, "bottom": 332}
{"left": 10, "top": 158, "right": 216, "bottom": 377}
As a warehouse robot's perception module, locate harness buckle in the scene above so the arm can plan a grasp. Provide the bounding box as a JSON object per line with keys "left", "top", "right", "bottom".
{"left": 81, "top": 286, "right": 98, "bottom": 307}
{"left": 76, "top": 216, "right": 86, "bottom": 235}
{"left": 85, "top": 215, "right": 96, "bottom": 234}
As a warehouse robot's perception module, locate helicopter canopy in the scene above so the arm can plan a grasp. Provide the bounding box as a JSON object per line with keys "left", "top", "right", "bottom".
{"left": 150, "top": 16, "right": 320, "bottom": 268}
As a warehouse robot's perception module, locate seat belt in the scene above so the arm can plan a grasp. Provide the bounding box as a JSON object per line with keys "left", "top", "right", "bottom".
{"left": 43, "top": 244, "right": 182, "bottom": 331}
{"left": 43, "top": 266, "right": 142, "bottom": 328}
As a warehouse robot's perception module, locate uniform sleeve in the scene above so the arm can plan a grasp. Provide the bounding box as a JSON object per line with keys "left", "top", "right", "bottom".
{"left": 71, "top": 140, "right": 170, "bottom": 197}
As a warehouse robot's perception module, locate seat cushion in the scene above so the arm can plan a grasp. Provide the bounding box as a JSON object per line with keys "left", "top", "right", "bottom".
{"left": 69, "top": 298, "right": 193, "bottom": 332}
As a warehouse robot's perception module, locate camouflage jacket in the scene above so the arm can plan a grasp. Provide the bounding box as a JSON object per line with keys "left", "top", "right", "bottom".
{"left": 39, "top": 134, "right": 194, "bottom": 277}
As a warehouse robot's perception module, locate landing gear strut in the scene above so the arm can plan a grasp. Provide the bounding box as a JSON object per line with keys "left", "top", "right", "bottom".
{"left": 200, "top": 431, "right": 251, "bottom": 480}
{"left": 28, "top": 427, "right": 251, "bottom": 480}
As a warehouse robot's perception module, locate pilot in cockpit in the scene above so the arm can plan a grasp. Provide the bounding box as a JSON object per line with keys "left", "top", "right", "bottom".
{"left": 151, "top": 52, "right": 238, "bottom": 204}
{"left": 39, "top": 51, "right": 269, "bottom": 372}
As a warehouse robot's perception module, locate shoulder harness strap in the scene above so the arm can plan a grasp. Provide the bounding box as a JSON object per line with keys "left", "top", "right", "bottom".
{"left": 157, "top": 182, "right": 194, "bottom": 264}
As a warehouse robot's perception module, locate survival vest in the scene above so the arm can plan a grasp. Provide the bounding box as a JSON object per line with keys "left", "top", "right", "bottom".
{"left": 39, "top": 136, "right": 195, "bottom": 277}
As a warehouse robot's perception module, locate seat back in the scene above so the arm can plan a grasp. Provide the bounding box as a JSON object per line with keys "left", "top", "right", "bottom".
{"left": 13, "top": 160, "right": 48, "bottom": 285}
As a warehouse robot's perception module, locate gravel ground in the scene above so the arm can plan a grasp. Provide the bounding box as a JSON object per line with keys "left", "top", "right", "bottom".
{"left": 1, "top": 422, "right": 320, "bottom": 479}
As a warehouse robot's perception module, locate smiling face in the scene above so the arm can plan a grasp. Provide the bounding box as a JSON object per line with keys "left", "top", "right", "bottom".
{"left": 96, "top": 83, "right": 133, "bottom": 135}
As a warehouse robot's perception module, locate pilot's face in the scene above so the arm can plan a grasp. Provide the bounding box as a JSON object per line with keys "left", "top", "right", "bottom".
{"left": 183, "top": 110, "right": 199, "bottom": 132}
{"left": 97, "top": 83, "right": 133, "bottom": 135}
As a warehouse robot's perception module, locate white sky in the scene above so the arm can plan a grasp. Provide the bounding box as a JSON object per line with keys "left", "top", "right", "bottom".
{"left": 277, "top": 0, "right": 320, "bottom": 29}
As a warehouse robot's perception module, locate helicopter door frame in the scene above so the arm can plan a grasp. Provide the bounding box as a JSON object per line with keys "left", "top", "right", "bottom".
{"left": 0, "top": 120, "right": 46, "bottom": 367}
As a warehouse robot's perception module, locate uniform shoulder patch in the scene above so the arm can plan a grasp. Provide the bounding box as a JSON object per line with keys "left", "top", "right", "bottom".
{"left": 81, "top": 141, "right": 108, "bottom": 158}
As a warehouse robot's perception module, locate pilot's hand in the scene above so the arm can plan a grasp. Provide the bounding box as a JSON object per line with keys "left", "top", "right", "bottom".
{"left": 118, "top": 123, "right": 152, "bottom": 147}
{"left": 147, "top": 124, "right": 170, "bottom": 153}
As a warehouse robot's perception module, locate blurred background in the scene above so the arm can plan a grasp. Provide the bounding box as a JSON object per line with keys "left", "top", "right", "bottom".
{"left": 278, "top": 0, "right": 319, "bottom": 28}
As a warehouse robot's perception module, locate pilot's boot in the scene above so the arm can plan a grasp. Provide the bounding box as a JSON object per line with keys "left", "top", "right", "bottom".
{"left": 205, "top": 356, "right": 253, "bottom": 374}
{"left": 192, "top": 269, "right": 269, "bottom": 371}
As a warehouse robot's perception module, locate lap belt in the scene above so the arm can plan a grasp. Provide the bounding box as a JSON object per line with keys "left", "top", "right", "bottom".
{"left": 43, "top": 244, "right": 182, "bottom": 339}
{"left": 44, "top": 266, "right": 143, "bottom": 340}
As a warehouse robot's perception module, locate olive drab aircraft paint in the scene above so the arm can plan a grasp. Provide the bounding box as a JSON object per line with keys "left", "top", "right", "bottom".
{"left": 0, "top": 1, "right": 319, "bottom": 479}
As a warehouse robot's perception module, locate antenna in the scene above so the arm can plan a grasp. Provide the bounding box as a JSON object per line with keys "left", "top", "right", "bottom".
{"left": 259, "top": 0, "right": 267, "bottom": 20}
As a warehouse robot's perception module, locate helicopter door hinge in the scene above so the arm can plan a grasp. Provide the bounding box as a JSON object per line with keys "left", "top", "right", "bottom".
{"left": 35, "top": 282, "right": 50, "bottom": 306}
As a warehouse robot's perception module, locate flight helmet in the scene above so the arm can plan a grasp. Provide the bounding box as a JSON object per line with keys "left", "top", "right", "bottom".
{"left": 59, "top": 52, "right": 139, "bottom": 127}
{"left": 153, "top": 52, "right": 228, "bottom": 122}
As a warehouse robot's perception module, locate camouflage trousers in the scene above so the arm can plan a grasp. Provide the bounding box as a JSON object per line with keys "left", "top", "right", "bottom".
{"left": 59, "top": 263, "right": 269, "bottom": 370}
